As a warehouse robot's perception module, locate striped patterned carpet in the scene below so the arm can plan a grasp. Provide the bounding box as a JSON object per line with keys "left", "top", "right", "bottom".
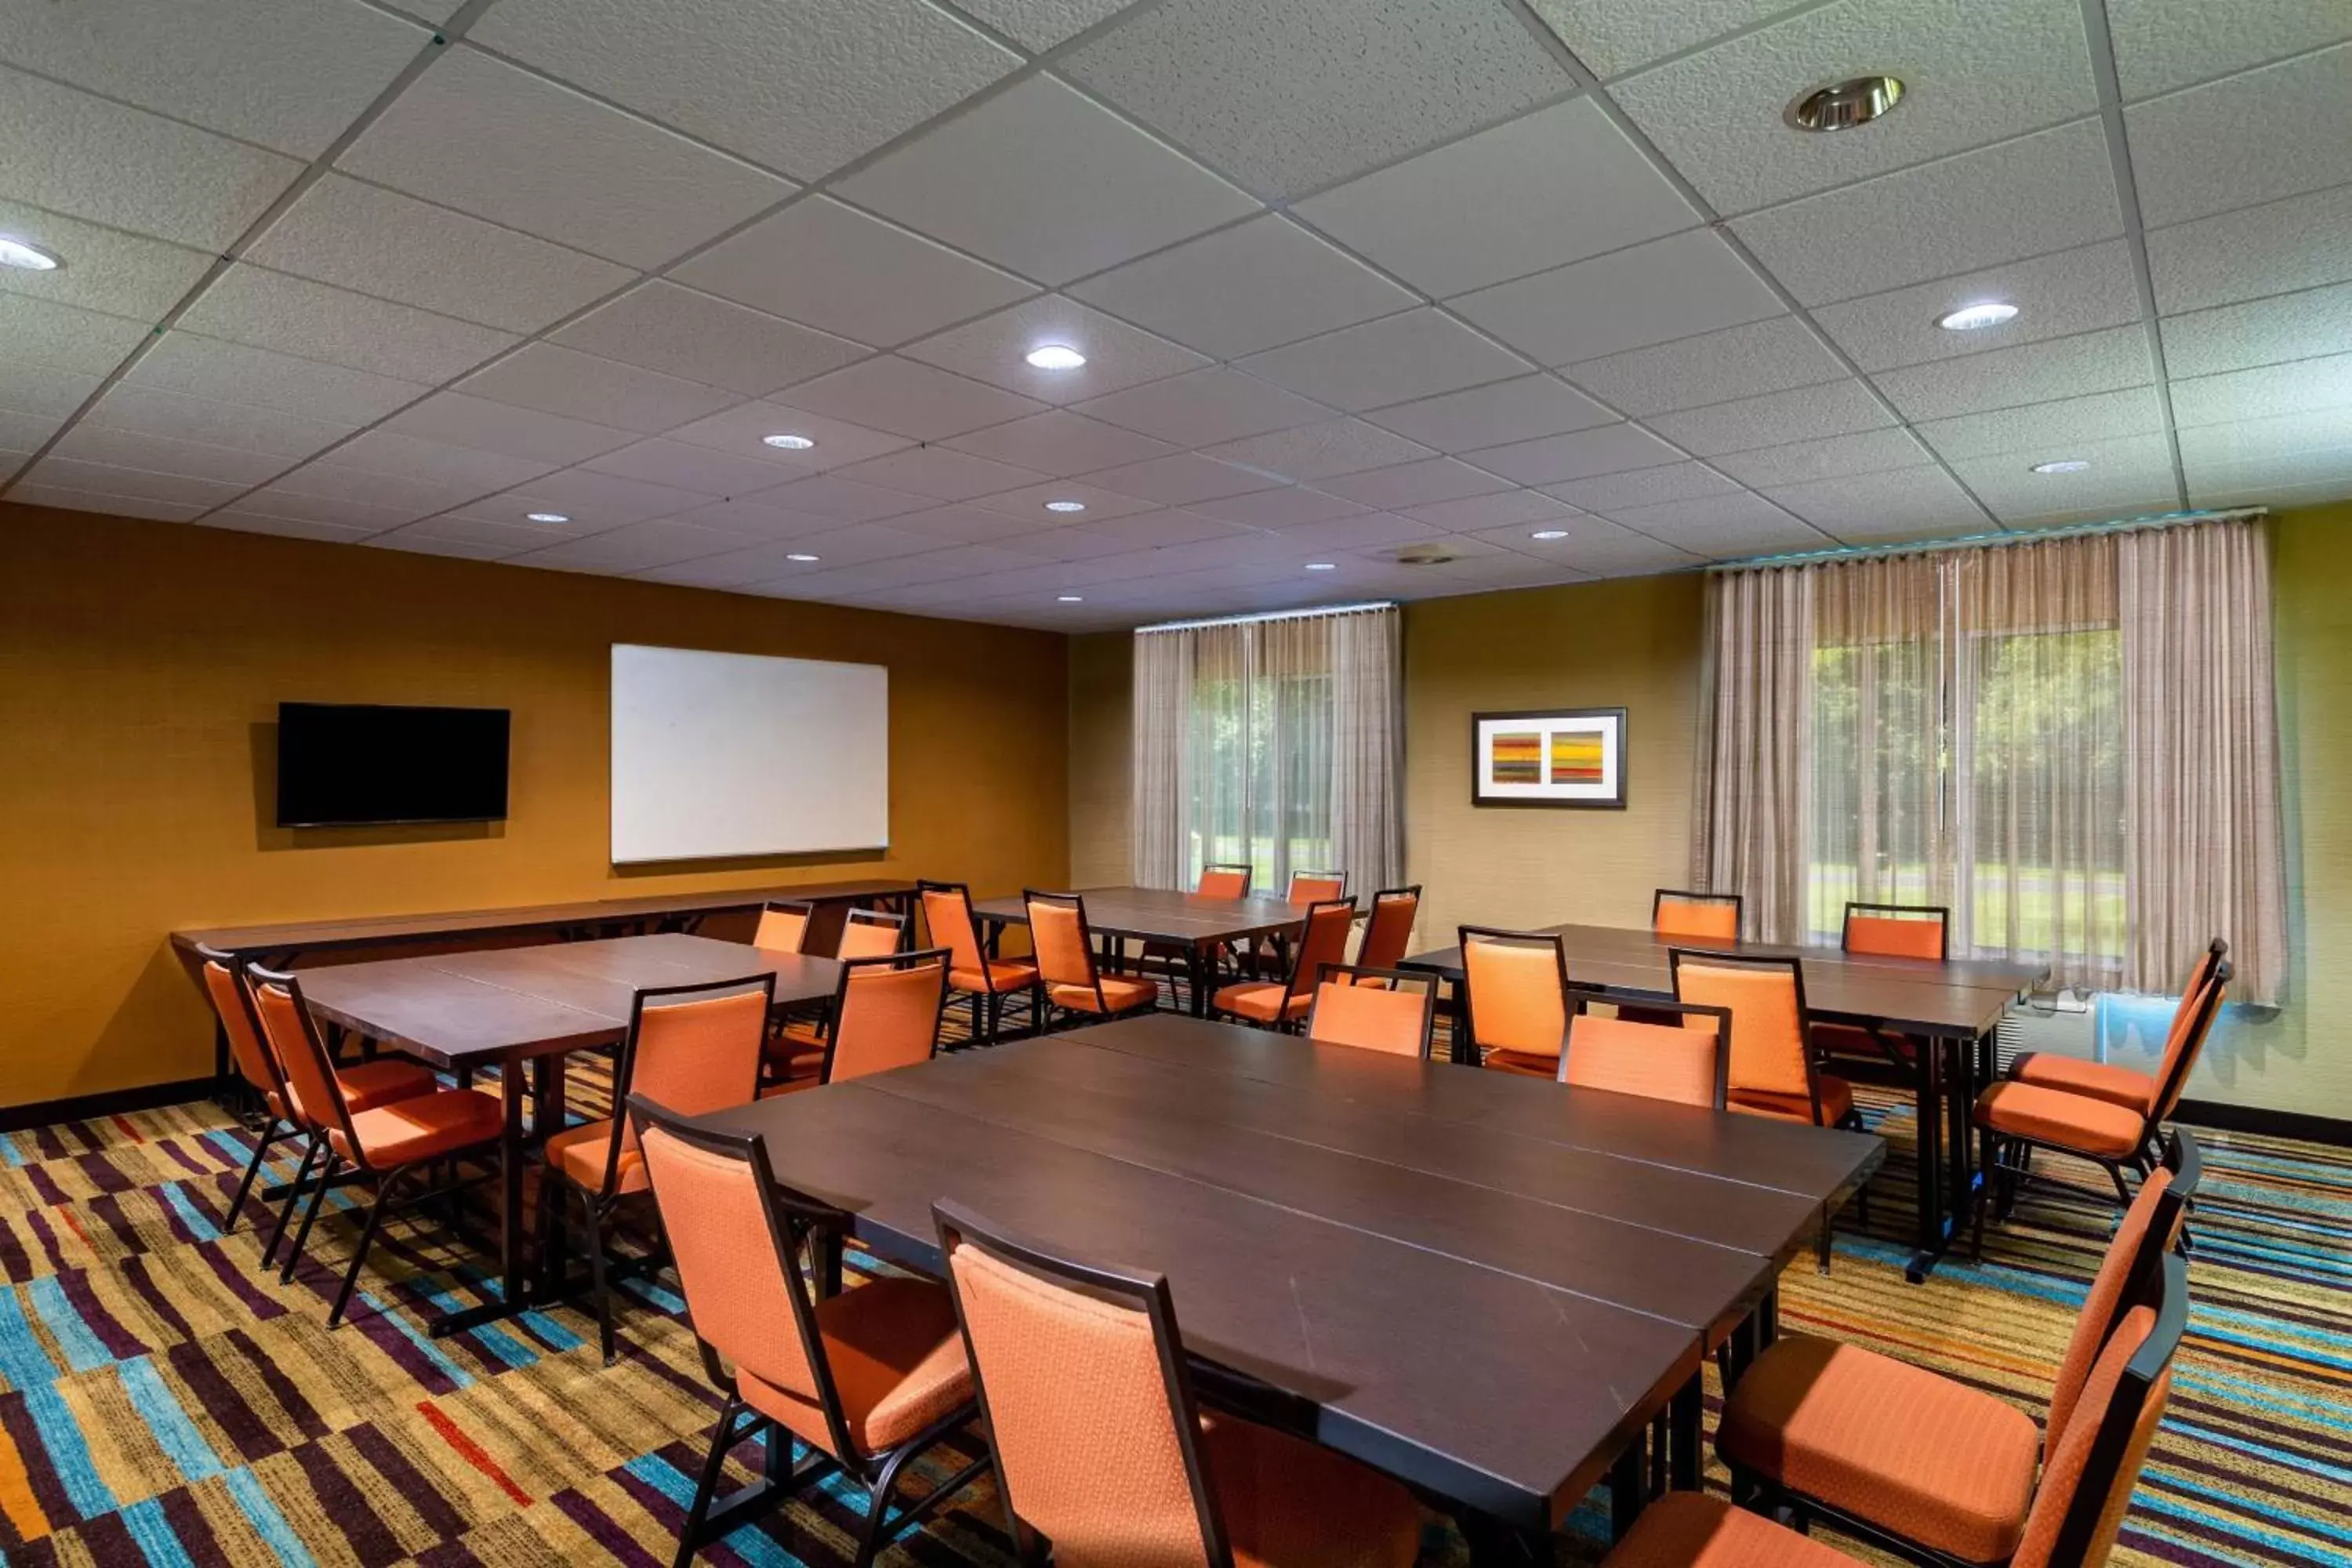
{"left": 0, "top": 1062, "right": 2343, "bottom": 1567}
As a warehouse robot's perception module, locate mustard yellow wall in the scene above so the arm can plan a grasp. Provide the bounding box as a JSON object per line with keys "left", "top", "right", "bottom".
{"left": 0, "top": 503, "right": 1070, "bottom": 1109}
{"left": 1067, "top": 630, "right": 1134, "bottom": 886}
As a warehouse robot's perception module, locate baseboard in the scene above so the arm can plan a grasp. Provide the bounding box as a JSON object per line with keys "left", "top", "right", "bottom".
{"left": 2175, "top": 1097, "right": 2352, "bottom": 1149}
{"left": 0, "top": 1076, "right": 221, "bottom": 1134}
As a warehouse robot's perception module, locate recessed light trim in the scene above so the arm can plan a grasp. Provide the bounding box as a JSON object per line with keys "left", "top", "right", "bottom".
{"left": 1530, "top": 528, "right": 1570, "bottom": 541}
{"left": 1937, "top": 301, "right": 2019, "bottom": 332}
{"left": 763, "top": 433, "right": 815, "bottom": 450}
{"left": 2030, "top": 459, "right": 2092, "bottom": 474}
{"left": 1304, "top": 562, "right": 1338, "bottom": 572}
{"left": 786, "top": 552, "right": 821, "bottom": 562}
{"left": 0, "top": 236, "right": 60, "bottom": 271}
{"left": 1057, "top": 594, "right": 1084, "bottom": 602}
{"left": 525, "top": 511, "right": 570, "bottom": 524}
{"left": 1787, "top": 74, "right": 1905, "bottom": 132}
{"left": 1025, "top": 343, "right": 1086, "bottom": 370}
{"left": 1044, "top": 499, "right": 1087, "bottom": 514}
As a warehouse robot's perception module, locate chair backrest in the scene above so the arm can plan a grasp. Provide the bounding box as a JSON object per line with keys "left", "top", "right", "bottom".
{"left": 1024, "top": 890, "right": 1102, "bottom": 995}
{"left": 753, "top": 902, "right": 811, "bottom": 954}
{"left": 1558, "top": 996, "right": 1730, "bottom": 1110}
{"left": 1274, "top": 898, "right": 1357, "bottom": 1009}
{"left": 599, "top": 975, "right": 774, "bottom": 1196}
{"left": 2146, "top": 962, "right": 2230, "bottom": 1123}
{"left": 1355, "top": 885, "right": 1421, "bottom": 973}
{"left": 1459, "top": 927, "right": 1573, "bottom": 1062}
{"left": 1287, "top": 869, "right": 1345, "bottom": 905}
{"left": 1669, "top": 949, "right": 1817, "bottom": 1112}
{"left": 1653, "top": 888, "right": 1741, "bottom": 942}
{"left": 824, "top": 950, "right": 949, "bottom": 1083}
{"left": 243, "top": 966, "right": 360, "bottom": 1153}
{"left": 918, "top": 881, "right": 988, "bottom": 975}
{"left": 1842, "top": 901, "right": 1949, "bottom": 960}
{"left": 1196, "top": 864, "right": 1251, "bottom": 900}
{"left": 196, "top": 945, "right": 285, "bottom": 1102}
{"left": 2013, "top": 1254, "right": 2189, "bottom": 1568}
{"left": 628, "top": 1097, "right": 858, "bottom": 1462}
{"left": 2045, "top": 1131, "right": 2198, "bottom": 1450}
{"left": 934, "top": 1202, "right": 1229, "bottom": 1568}
{"left": 837, "top": 907, "right": 906, "bottom": 960}
{"left": 1305, "top": 965, "right": 1436, "bottom": 1058}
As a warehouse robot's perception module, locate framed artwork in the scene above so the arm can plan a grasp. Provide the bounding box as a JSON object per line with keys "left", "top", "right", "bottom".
{"left": 1471, "top": 707, "right": 1628, "bottom": 809}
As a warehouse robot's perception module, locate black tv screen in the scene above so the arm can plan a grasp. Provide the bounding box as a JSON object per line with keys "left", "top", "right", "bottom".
{"left": 277, "top": 703, "right": 510, "bottom": 827}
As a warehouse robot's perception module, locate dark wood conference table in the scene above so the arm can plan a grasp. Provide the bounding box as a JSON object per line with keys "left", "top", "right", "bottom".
{"left": 1399, "top": 922, "right": 2045, "bottom": 1281}
{"left": 706, "top": 1014, "right": 1882, "bottom": 1552}
{"left": 293, "top": 933, "right": 837, "bottom": 1337}
{"left": 970, "top": 886, "right": 1312, "bottom": 1017}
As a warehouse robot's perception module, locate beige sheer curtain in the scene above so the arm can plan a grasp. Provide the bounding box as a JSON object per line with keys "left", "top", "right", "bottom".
{"left": 1130, "top": 628, "right": 1192, "bottom": 888}
{"left": 1691, "top": 564, "right": 1813, "bottom": 941}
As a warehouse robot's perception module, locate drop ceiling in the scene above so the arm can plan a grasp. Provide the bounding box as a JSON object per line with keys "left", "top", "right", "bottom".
{"left": 2, "top": 0, "right": 2347, "bottom": 631}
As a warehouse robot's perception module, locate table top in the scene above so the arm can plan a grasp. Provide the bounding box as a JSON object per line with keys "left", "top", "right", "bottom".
{"left": 294, "top": 933, "right": 838, "bottom": 1067}
{"left": 971, "top": 885, "right": 1310, "bottom": 946}
{"left": 706, "top": 1014, "right": 1881, "bottom": 1530}
{"left": 172, "top": 877, "right": 919, "bottom": 958}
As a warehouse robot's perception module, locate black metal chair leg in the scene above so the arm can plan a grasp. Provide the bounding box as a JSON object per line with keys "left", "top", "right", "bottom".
{"left": 675, "top": 1399, "right": 747, "bottom": 1568}
{"left": 583, "top": 1187, "right": 617, "bottom": 1366}
{"left": 328, "top": 1168, "right": 400, "bottom": 1329}
{"left": 224, "top": 1122, "right": 284, "bottom": 1235}
{"left": 281, "top": 1152, "right": 340, "bottom": 1285}
{"left": 263, "top": 1135, "right": 321, "bottom": 1268}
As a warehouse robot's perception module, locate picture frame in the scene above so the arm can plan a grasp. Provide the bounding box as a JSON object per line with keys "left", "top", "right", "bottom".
{"left": 1470, "top": 707, "right": 1628, "bottom": 809}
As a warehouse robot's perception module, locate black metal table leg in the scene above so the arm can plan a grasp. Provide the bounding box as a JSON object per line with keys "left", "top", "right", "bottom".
{"left": 1668, "top": 1370, "right": 1704, "bottom": 1490}
{"left": 433, "top": 1059, "right": 529, "bottom": 1338}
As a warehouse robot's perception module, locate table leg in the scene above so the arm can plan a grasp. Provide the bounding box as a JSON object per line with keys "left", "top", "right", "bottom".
{"left": 1459, "top": 1512, "right": 1547, "bottom": 1567}
{"left": 1188, "top": 946, "right": 1208, "bottom": 1018}
{"left": 433, "top": 1062, "right": 528, "bottom": 1339}
{"left": 531, "top": 1054, "right": 568, "bottom": 1142}
{"left": 1449, "top": 979, "right": 1478, "bottom": 1066}
{"left": 1948, "top": 1031, "right": 1980, "bottom": 1245}
{"left": 1906, "top": 1036, "right": 1951, "bottom": 1283}
{"left": 1609, "top": 1439, "right": 1647, "bottom": 1541}
{"left": 1668, "top": 1371, "right": 1704, "bottom": 1490}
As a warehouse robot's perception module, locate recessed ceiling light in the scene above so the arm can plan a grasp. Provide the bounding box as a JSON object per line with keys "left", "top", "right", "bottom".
{"left": 1044, "top": 499, "right": 1087, "bottom": 514}
{"left": 2031, "top": 459, "right": 2092, "bottom": 474}
{"left": 0, "top": 236, "right": 60, "bottom": 271}
{"left": 1304, "top": 562, "right": 1337, "bottom": 572}
{"left": 1787, "top": 74, "right": 1905, "bottom": 132}
{"left": 1025, "top": 343, "right": 1086, "bottom": 370}
{"left": 1937, "top": 301, "right": 2019, "bottom": 332}
{"left": 526, "top": 511, "right": 570, "bottom": 523}
{"left": 1057, "top": 594, "right": 1084, "bottom": 602}
{"left": 1530, "top": 528, "right": 1570, "bottom": 541}
{"left": 763, "top": 433, "right": 815, "bottom": 450}
{"left": 786, "top": 552, "right": 821, "bottom": 562}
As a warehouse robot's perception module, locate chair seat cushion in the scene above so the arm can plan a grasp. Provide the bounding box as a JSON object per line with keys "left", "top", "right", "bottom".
{"left": 1211, "top": 981, "right": 1308, "bottom": 1024}
{"left": 1717, "top": 1333, "right": 2039, "bottom": 1563}
{"left": 1048, "top": 976, "right": 1156, "bottom": 1013}
{"left": 336, "top": 1058, "right": 437, "bottom": 1113}
{"left": 1606, "top": 1491, "right": 1857, "bottom": 1568}
{"left": 1730, "top": 1075, "right": 1855, "bottom": 1127}
{"left": 1200, "top": 1414, "right": 1420, "bottom": 1568}
{"left": 543, "top": 1117, "right": 644, "bottom": 1196}
{"left": 1482, "top": 1047, "right": 1559, "bottom": 1077}
{"left": 1975, "top": 1080, "right": 2145, "bottom": 1157}
{"left": 333, "top": 1089, "right": 503, "bottom": 1168}
{"left": 950, "top": 960, "right": 1040, "bottom": 995}
{"left": 2008, "top": 1051, "right": 2151, "bottom": 1112}
{"left": 739, "top": 1276, "right": 974, "bottom": 1458}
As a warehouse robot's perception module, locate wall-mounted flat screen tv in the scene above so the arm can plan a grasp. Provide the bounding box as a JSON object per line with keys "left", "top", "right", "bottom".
{"left": 276, "top": 703, "right": 511, "bottom": 827}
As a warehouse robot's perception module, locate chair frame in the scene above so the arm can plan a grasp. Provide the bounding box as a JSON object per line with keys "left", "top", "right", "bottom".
{"left": 197, "top": 943, "right": 310, "bottom": 1240}
{"left": 1457, "top": 925, "right": 1580, "bottom": 1067}
{"left": 628, "top": 1096, "right": 989, "bottom": 1568}
{"left": 1305, "top": 963, "right": 1439, "bottom": 1061}
{"left": 1665, "top": 947, "right": 1851, "bottom": 1131}
{"left": 1354, "top": 884, "right": 1424, "bottom": 971}
{"left": 1210, "top": 896, "right": 1356, "bottom": 1033}
{"left": 1287, "top": 868, "right": 1347, "bottom": 901}
{"left": 1024, "top": 890, "right": 1160, "bottom": 1030}
{"left": 816, "top": 948, "right": 953, "bottom": 1083}
{"left": 1653, "top": 887, "right": 1744, "bottom": 938}
{"left": 840, "top": 905, "right": 909, "bottom": 953}
{"left": 2005, "top": 938, "right": 2227, "bottom": 1137}
{"left": 1841, "top": 900, "right": 1951, "bottom": 960}
{"left": 918, "top": 879, "right": 1037, "bottom": 1046}
{"left": 931, "top": 1199, "right": 1234, "bottom": 1568}
{"left": 1196, "top": 862, "right": 1255, "bottom": 897}
{"left": 1559, "top": 994, "right": 1733, "bottom": 1111}
{"left": 753, "top": 900, "right": 815, "bottom": 953}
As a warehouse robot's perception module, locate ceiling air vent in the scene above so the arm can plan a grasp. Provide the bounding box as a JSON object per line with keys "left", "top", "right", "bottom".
{"left": 1391, "top": 543, "right": 1465, "bottom": 567}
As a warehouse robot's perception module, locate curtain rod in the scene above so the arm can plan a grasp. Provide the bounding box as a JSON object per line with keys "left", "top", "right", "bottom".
{"left": 1707, "top": 506, "right": 2267, "bottom": 573}
{"left": 1134, "top": 601, "right": 1396, "bottom": 634}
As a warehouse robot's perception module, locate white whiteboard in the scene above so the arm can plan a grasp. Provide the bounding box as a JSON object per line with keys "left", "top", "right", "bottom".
{"left": 611, "top": 644, "right": 888, "bottom": 863}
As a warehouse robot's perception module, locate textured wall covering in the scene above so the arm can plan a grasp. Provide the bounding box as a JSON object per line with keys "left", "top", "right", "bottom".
{"left": 1065, "top": 630, "right": 1133, "bottom": 887}
{"left": 0, "top": 503, "right": 1069, "bottom": 1109}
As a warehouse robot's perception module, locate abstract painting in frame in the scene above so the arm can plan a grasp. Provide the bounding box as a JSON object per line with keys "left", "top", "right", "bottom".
{"left": 1471, "top": 707, "right": 1627, "bottom": 808}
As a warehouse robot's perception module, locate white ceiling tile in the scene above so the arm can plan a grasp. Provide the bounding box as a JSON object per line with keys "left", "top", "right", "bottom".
{"left": 661, "top": 399, "right": 913, "bottom": 472}
{"left": 782, "top": 357, "right": 1047, "bottom": 441}
{"left": 1202, "top": 419, "right": 1436, "bottom": 482}
{"left": 263, "top": 460, "right": 488, "bottom": 519}
{"left": 1074, "top": 367, "right": 1333, "bottom": 448}
{"left": 1294, "top": 99, "right": 1697, "bottom": 298}
{"left": 1363, "top": 376, "right": 1616, "bottom": 452}
{"left": 1643, "top": 379, "right": 1894, "bottom": 457}
{"left": 243, "top": 175, "right": 635, "bottom": 334}
{"left": 0, "top": 356, "right": 100, "bottom": 419}
{"left": 1466, "top": 422, "right": 1686, "bottom": 486}
{"left": 366, "top": 528, "right": 535, "bottom": 561}
{"left": 321, "top": 430, "right": 555, "bottom": 492}
{"left": 45, "top": 425, "right": 291, "bottom": 487}
{"left": 85, "top": 383, "right": 358, "bottom": 459}
{"left": 2107, "top": 0, "right": 2351, "bottom": 99}
{"left": 551, "top": 281, "right": 866, "bottom": 397}
{"left": 636, "top": 539, "right": 854, "bottom": 588}
{"left": 1566, "top": 318, "right": 1847, "bottom": 417}
{"left": 764, "top": 524, "right": 941, "bottom": 567}
{"left": 18, "top": 455, "right": 246, "bottom": 508}
{"left": 7, "top": 483, "right": 205, "bottom": 522}
{"left": 339, "top": 46, "right": 794, "bottom": 270}
{"left": 1236, "top": 310, "right": 1532, "bottom": 414}
{"left": 492, "top": 469, "right": 712, "bottom": 528}
{"left": 662, "top": 495, "right": 842, "bottom": 540}
{"left": 1947, "top": 433, "right": 2179, "bottom": 517}
{"left": 0, "top": 408, "right": 59, "bottom": 454}
{"left": 1730, "top": 119, "right": 2122, "bottom": 307}
{"left": 1706, "top": 428, "right": 1937, "bottom": 488}
{"left": 1758, "top": 465, "right": 1990, "bottom": 539}
{"left": 471, "top": 0, "right": 1019, "bottom": 180}
{"left": 0, "top": 64, "right": 302, "bottom": 249}
{"left": 196, "top": 508, "right": 378, "bottom": 542}
{"left": 1871, "top": 325, "right": 2155, "bottom": 422}
{"left": 829, "top": 446, "right": 1046, "bottom": 502}
{"left": 456, "top": 343, "right": 739, "bottom": 435}
{"left": 583, "top": 438, "right": 803, "bottom": 497}
{"left": 1809, "top": 240, "right": 2144, "bottom": 372}
{"left": 0, "top": 199, "right": 214, "bottom": 318}
{"left": 1525, "top": 0, "right": 1791, "bottom": 79}
{"left": 1543, "top": 461, "right": 1742, "bottom": 511}
{"left": 943, "top": 0, "right": 1131, "bottom": 49}
{"left": 1911, "top": 387, "right": 2166, "bottom": 463}
{"left": 2183, "top": 444, "right": 2352, "bottom": 496}
{"left": 174, "top": 266, "right": 521, "bottom": 384}
{"left": 2177, "top": 408, "right": 2352, "bottom": 467}
{"left": 902, "top": 296, "right": 1210, "bottom": 402}
{"left": 2145, "top": 183, "right": 2352, "bottom": 315}
{"left": 1613, "top": 0, "right": 2097, "bottom": 215}
{"left": 1602, "top": 492, "right": 1825, "bottom": 557}
{"left": 970, "top": 479, "right": 1160, "bottom": 521}
{"left": 2160, "top": 282, "right": 2352, "bottom": 380}
{"left": 380, "top": 391, "right": 638, "bottom": 465}
{"left": 1069, "top": 214, "right": 1415, "bottom": 361}
{"left": 887, "top": 503, "right": 1067, "bottom": 543}
{"left": 943, "top": 409, "right": 1178, "bottom": 473}
{"left": 2125, "top": 45, "right": 2352, "bottom": 228}
{"left": 1084, "top": 452, "right": 1284, "bottom": 504}
{"left": 1450, "top": 229, "right": 1784, "bottom": 365}
{"left": 1399, "top": 489, "right": 1582, "bottom": 532}
{"left": 996, "top": 524, "right": 1151, "bottom": 561}
{"left": 673, "top": 196, "right": 1032, "bottom": 349}
{"left": 1185, "top": 486, "right": 1370, "bottom": 528}
{"left": 2169, "top": 353, "right": 2352, "bottom": 429}
{"left": 1276, "top": 511, "right": 1445, "bottom": 550}
{"left": 1076, "top": 510, "right": 1251, "bottom": 549}
{"left": 129, "top": 334, "right": 430, "bottom": 424}
{"left": 1479, "top": 515, "right": 1704, "bottom": 575}
{"left": 752, "top": 473, "right": 934, "bottom": 522}
{"left": 838, "top": 76, "right": 1258, "bottom": 285}
{"left": 1062, "top": 0, "right": 1571, "bottom": 199}
{"left": 2188, "top": 471, "right": 2352, "bottom": 511}
{"left": 1316, "top": 457, "right": 1512, "bottom": 509}
{"left": 506, "top": 517, "right": 758, "bottom": 573}
{"left": 0, "top": 293, "right": 148, "bottom": 376}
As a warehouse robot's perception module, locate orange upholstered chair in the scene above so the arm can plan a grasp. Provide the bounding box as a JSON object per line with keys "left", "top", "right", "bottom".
{"left": 630, "top": 1098, "right": 983, "bottom": 1568}
{"left": 1142, "top": 864, "right": 1254, "bottom": 992}
{"left": 1026, "top": 890, "right": 1157, "bottom": 1029}
{"left": 764, "top": 908, "right": 913, "bottom": 1086}
{"left": 1305, "top": 964, "right": 1438, "bottom": 1058}
{"left": 753, "top": 901, "right": 811, "bottom": 953}
{"left": 1653, "top": 889, "right": 1741, "bottom": 942}
{"left": 1461, "top": 926, "right": 1576, "bottom": 1076}
{"left": 542, "top": 974, "right": 771, "bottom": 1363}
{"left": 1706, "top": 1146, "right": 2195, "bottom": 1568}
{"left": 837, "top": 907, "right": 906, "bottom": 958}
{"left": 1353, "top": 884, "right": 1422, "bottom": 975}
{"left": 818, "top": 950, "right": 949, "bottom": 1083}
{"left": 920, "top": 880, "right": 1036, "bottom": 1046}
{"left": 2008, "top": 938, "right": 2227, "bottom": 1114}
{"left": 933, "top": 1201, "right": 1421, "bottom": 1568}
{"left": 1812, "top": 902, "right": 1952, "bottom": 1072}
{"left": 1212, "top": 897, "right": 1356, "bottom": 1029}
{"left": 1559, "top": 996, "right": 1731, "bottom": 1110}
{"left": 1670, "top": 950, "right": 1856, "bottom": 1130}
{"left": 1197, "top": 862, "right": 1254, "bottom": 899}
{"left": 1288, "top": 869, "right": 1347, "bottom": 904}
{"left": 246, "top": 965, "right": 505, "bottom": 1329}
{"left": 196, "top": 945, "right": 435, "bottom": 1241}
